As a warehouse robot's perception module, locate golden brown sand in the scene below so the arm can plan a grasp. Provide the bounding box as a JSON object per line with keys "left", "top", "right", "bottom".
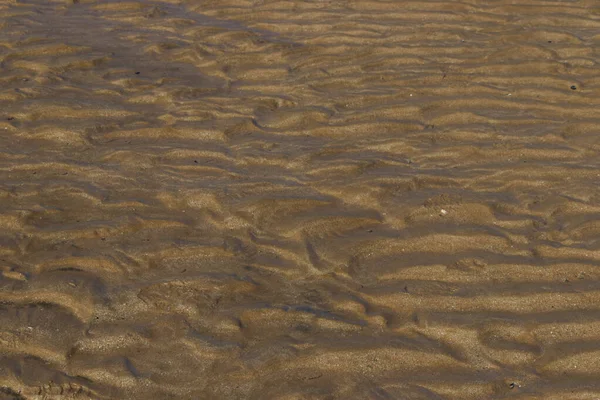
{"left": 1, "top": 0, "right": 600, "bottom": 398}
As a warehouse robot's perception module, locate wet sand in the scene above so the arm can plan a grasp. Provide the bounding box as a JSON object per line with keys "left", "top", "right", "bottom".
{"left": 1, "top": 0, "right": 600, "bottom": 398}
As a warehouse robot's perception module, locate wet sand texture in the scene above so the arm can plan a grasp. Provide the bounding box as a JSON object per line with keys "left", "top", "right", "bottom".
{"left": 1, "top": 0, "right": 600, "bottom": 398}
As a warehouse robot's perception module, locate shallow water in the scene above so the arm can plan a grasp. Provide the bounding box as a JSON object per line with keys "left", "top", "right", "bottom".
{"left": 1, "top": 0, "right": 600, "bottom": 398}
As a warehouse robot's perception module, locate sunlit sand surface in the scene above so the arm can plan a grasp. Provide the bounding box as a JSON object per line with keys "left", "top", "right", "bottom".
{"left": 1, "top": 0, "right": 600, "bottom": 398}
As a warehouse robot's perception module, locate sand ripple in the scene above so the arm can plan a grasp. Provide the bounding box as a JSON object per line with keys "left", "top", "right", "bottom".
{"left": 1, "top": 0, "right": 600, "bottom": 398}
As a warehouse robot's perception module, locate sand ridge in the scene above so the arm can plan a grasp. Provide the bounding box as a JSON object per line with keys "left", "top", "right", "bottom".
{"left": 1, "top": 0, "right": 600, "bottom": 398}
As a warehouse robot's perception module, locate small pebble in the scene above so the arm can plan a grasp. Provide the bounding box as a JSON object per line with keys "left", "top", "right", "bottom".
{"left": 440, "top": 209, "right": 448, "bottom": 216}
{"left": 508, "top": 382, "right": 522, "bottom": 389}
